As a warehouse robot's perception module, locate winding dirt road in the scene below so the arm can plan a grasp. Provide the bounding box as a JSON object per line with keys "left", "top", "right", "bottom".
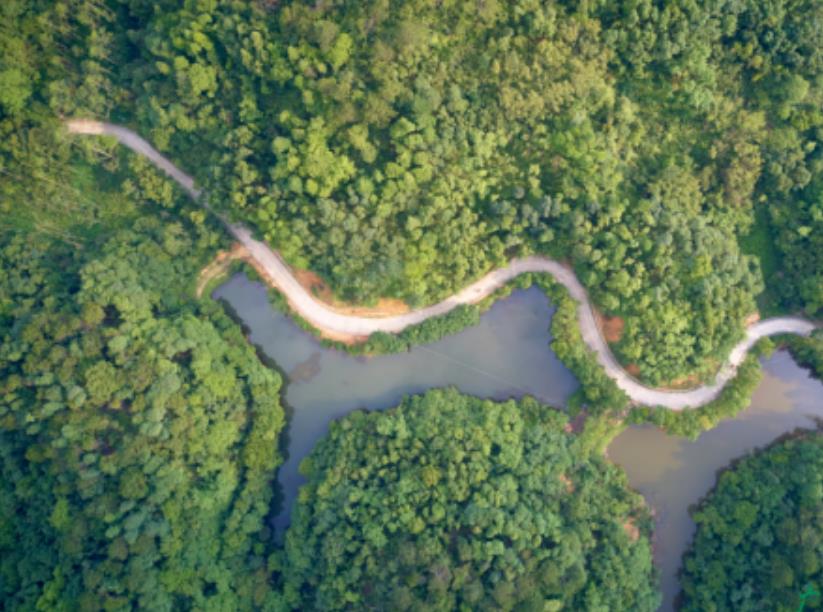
{"left": 66, "top": 119, "right": 818, "bottom": 410}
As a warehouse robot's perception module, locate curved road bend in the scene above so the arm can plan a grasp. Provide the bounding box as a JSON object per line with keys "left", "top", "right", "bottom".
{"left": 66, "top": 119, "right": 818, "bottom": 410}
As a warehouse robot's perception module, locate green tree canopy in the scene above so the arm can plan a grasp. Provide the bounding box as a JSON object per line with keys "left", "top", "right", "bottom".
{"left": 680, "top": 431, "right": 823, "bottom": 611}
{"left": 281, "top": 388, "right": 660, "bottom": 611}
{"left": 0, "top": 218, "right": 286, "bottom": 610}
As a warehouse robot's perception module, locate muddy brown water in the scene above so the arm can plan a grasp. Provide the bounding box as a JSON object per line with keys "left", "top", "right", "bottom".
{"left": 608, "top": 350, "right": 823, "bottom": 610}
{"left": 214, "top": 274, "right": 823, "bottom": 610}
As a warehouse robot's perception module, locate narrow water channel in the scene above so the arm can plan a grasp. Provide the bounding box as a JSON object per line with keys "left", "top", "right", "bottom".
{"left": 608, "top": 350, "right": 823, "bottom": 611}
{"left": 214, "top": 273, "right": 823, "bottom": 610}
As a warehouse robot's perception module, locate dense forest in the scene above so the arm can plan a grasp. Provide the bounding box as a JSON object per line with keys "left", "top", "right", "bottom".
{"left": 679, "top": 431, "right": 823, "bottom": 611}
{"left": 281, "top": 389, "right": 660, "bottom": 610}
{"left": 3, "top": 0, "right": 821, "bottom": 384}
{"left": 2, "top": 0, "right": 823, "bottom": 609}
{"left": 117, "top": 0, "right": 822, "bottom": 384}
{"left": 0, "top": 218, "right": 286, "bottom": 609}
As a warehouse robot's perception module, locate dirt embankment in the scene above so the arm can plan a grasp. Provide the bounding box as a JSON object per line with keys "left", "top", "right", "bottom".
{"left": 200, "top": 246, "right": 409, "bottom": 318}
{"left": 196, "top": 243, "right": 248, "bottom": 298}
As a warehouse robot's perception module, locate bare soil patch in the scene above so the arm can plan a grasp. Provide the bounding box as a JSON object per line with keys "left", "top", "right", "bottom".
{"left": 558, "top": 474, "right": 575, "bottom": 493}
{"left": 596, "top": 310, "right": 625, "bottom": 343}
{"left": 664, "top": 373, "right": 704, "bottom": 390}
{"left": 72, "top": 119, "right": 820, "bottom": 411}
{"left": 744, "top": 311, "right": 761, "bottom": 326}
{"left": 662, "top": 358, "right": 719, "bottom": 390}
{"left": 622, "top": 518, "right": 640, "bottom": 542}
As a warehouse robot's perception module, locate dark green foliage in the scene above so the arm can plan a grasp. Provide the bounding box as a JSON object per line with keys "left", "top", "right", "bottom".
{"left": 788, "top": 331, "right": 823, "bottom": 380}
{"left": 0, "top": 220, "right": 286, "bottom": 610}
{"left": 739, "top": 204, "right": 783, "bottom": 315}
{"left": 5, "top": 1, "right": 823, "bottom": 608}
{"left": 281, "top": 388, "right": 660, "bottom": 611}
{"left": 769, "top": 180, "right": 823, "bottom": 316}
{"left": 0, "top": 0, "right": 127, "bottom": 239}
{"left": 5, "top": 0, "right": 822, "bottom": 383}
{"left": 728, "top": 0, "right": 823, "bottom": 316}
{"left": 680, "top": 431, "right": 823, "bottom": 611}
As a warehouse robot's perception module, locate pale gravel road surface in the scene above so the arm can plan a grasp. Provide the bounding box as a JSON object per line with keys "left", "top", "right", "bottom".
{"left": 66, "top": 119, "right": 818, "bottom": 410}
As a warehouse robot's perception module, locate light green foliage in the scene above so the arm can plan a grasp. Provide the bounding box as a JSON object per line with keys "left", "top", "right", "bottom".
{"left": 281, "top": 389, "right": 660, "bottom": 611}
{"left": 4, "top": 0, "right": 821, "bottom": 383}
{"left": 4, "top": 1, "right": 822, "bottom": 609}
{"left": 725, "top": 0, "right": 823, "bottom": 317}
{"left": 680, "top": 432, "right": 823, "bottom": 611}
{"left": 107, "top": 0, "right": 823, "bottom": 384}
{"left": 0, "top": 0, "right": 124, "bottom": 235}
{"left": 0, "top": 219, "right": 286, "bottom": 610}
{"left": 0, "top": 68, "right": 31, "bottom": 114}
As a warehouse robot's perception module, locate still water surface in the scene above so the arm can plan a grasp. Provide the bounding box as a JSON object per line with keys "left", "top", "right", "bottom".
{"left": 215, "top": 274, "right": 823, "bottom": 611}
{"left": 214, "top": 275, "right": 579, "bottom": 531}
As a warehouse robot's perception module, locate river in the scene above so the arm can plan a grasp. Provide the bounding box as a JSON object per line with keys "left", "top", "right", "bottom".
{"left": 214, "top": 273, "right": 823, "bottom": 610}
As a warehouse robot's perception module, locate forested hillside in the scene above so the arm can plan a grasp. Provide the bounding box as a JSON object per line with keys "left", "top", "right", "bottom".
{"left": 2, "top": 2, "right": 822, "bottom": 609}
{"left": 679, "top": 431, "right": 823, "bottom": 611}
{"left": 3, "top": 0, "right": 821, "bottom": 383}
{"left": 281, "top": 389, "right": 660, "bottom": 610}
{"left": 1, "top": 0, "right": 121, "bottom": 239}
{"left": 0, "top": 219, "right": 285, "bottom": 609}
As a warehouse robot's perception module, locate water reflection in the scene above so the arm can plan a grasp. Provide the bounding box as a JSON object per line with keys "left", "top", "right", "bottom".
{"left": 608, "top": 351, "right": 823, "bottom": 611}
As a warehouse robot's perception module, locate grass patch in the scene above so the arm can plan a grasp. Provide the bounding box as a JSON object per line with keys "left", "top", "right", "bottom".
{"left": 1, "top": 159, "right": 140, "bottom": 247}
{"left": 739, "top": 204, "right": 784, "bottom": 316}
